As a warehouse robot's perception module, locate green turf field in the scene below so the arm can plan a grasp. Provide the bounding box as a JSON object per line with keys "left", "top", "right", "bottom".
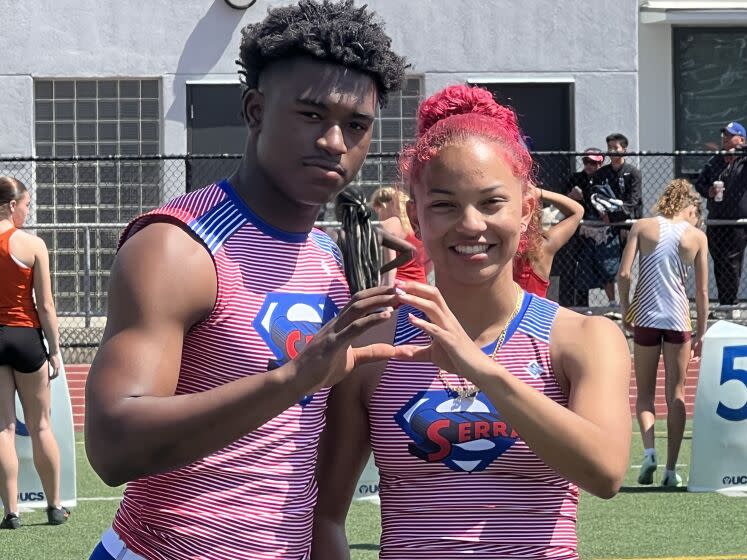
{"left": 2, "top": 421, "right": 745, "bottom": 560}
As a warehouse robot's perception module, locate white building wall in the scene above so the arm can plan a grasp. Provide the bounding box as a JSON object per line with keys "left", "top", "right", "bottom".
{"left": 0, "top": 76, "right": 35, "bottom": 155}
{"left": 0, "top": 0, "right": 640, "bottom": 156}
{"left": 638, "top": 21, "right": 674, "bottom": 151}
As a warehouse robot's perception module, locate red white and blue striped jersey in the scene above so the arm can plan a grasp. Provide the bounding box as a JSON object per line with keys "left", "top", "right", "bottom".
{"left": 369, "top": 292, "right": 579, "bottom": 559}
{"left": 110, "top": 180, "right": 350, "bottom": 560}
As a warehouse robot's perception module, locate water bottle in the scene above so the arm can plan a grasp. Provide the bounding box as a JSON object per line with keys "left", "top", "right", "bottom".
{"left": 714, "top": 180, "right": 725, "bottom": 202}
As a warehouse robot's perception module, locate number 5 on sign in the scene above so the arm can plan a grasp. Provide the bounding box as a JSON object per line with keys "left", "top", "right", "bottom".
{"left": 689, "top": 321, "right": 747, "bottom": 493}
{"left": 717, "top": 345, "right": 747, "bottom": 421}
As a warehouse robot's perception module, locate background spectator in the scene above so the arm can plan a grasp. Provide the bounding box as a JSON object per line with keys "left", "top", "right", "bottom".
{"left": 588, "top": 132, "right": 643, "bottom": 314}
{"left": 694, "top": 121, "right": 747, "bottom": 305}
{"left": 595, "top": 132, "right": 643, "bottom": 228}
{"left": 556, "top": 148, "right": 605, "bottom": 306}
{"left": 514, "top": 186, "right": 584, "bottom": 299}
{"left": 370, "top": 186, "right": 431, "bottom": 285}
{"left": 618, "top": 180, "right": 708, "bottom": 488}
{"left": 0, "top": 177, "right": 69, "bottom": 529}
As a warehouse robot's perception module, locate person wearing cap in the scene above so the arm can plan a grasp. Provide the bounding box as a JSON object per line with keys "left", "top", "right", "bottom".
{"left": 694, "top": 121, "right": 747, "bottom": 305}
{"left": 694, "top": 121, "right": 746, "bottom": 209}
{"left": 584, "top": 133, "right": 642, "bottom": 315}
{"left": 556, "top": 148, "right": 605, "bottom": 307}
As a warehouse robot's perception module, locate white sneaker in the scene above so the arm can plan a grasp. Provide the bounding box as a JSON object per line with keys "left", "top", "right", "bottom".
{"left": 638, "top": 454, "right": 657, "bottom": 485}
{"left": 661, "top": 471, "right": 683, "bottom": 487}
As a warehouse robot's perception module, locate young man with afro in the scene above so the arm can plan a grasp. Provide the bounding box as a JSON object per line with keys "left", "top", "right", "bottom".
{"left": 85, "top": 2, "right": 406, "bottom": 558}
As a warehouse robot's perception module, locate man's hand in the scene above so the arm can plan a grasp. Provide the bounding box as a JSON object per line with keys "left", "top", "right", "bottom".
{"left": 48, "top": 352, "right": 63, "bottom": 380}
{"left": 294, "top": 286, "right": 399, "bottom": 392}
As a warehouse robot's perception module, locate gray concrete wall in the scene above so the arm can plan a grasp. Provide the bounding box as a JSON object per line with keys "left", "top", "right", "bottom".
{"left": 0, "top": 0, "right": 640, "bottom": 156}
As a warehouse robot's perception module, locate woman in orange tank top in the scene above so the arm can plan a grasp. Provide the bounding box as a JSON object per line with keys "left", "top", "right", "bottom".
{"left": 0, "top": 177, "right": 68, "bottom": 529}
{"left": 370, "top": 186, "right": 432, "bottom": 285}
{"left": 513, "top": 186, "right": 585, "bottom": 299}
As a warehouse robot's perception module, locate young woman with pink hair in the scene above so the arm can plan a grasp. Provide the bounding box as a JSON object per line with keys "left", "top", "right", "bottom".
{"left": 312, "top": 85, "right": 631, "bottom": 559}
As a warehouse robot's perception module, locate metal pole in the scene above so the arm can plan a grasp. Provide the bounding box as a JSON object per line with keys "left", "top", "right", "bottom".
{"left": 84, "top": 226, "right": 92, "bottom": 329}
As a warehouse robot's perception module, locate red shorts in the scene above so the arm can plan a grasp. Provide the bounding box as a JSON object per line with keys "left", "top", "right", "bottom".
{"left": 633, "top": 326, "right": 691, "bottom": 346}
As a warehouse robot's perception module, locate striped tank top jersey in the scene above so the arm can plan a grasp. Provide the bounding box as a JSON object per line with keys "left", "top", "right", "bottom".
{"left": 369, "top": 293, "right": 579, "bottom": 559}
{"left": 626, "top": 216, "right": 692, "bottom": 332}
{"left": 108, "top": 180, "right": 349, "bottom": 560}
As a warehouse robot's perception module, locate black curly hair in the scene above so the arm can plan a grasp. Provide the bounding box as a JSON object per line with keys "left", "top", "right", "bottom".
{"left": 237, "top": 0, "right": 407, "bottom": 107}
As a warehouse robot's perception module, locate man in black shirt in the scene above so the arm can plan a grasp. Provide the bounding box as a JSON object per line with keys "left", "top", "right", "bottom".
{"left": 695, "top": 121, "right": 747, "bottom": 305}
{"left": 556, "top": 148, "right": 604, "bottom": 306}
{"left": 582, "top": 133, "right": 642, "bottom": 311}
{"left": 595, "top": 133, "right": 643, "bottom": 225}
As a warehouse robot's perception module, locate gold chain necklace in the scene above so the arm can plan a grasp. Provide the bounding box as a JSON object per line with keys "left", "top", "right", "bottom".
{"left": 436, "top": 285, "right": 523, "bottom": 399}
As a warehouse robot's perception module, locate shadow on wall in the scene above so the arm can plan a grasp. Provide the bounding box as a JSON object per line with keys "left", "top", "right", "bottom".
{"left": 164, "top": 0, "right": 250, "bottom": 124}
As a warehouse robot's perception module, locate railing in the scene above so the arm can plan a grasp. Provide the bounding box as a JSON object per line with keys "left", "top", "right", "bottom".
{"left": 2, "top": 151, "right": 745, "bottom": 349}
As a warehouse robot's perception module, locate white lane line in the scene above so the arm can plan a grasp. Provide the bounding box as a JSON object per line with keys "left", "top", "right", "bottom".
{"left": 630, "top": 463, "right": 688, "bottom": 469}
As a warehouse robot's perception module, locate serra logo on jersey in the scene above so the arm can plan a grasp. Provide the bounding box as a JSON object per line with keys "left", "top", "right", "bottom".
{"left": 394, "top": 390, "right": 519, "bottom": 472}
{"left": 253, "top": 292, "right": 339, "bottom": 406}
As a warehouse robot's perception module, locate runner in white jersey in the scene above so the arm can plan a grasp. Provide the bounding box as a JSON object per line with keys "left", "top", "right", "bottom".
{"left": 618, "top": 179, "right": 708, "bottom": 488}
{"left": 312, "top": 85, "right": 632, "bottom": 559}
{"left": 85, "top": 2, "right": 406, "bottom": 558}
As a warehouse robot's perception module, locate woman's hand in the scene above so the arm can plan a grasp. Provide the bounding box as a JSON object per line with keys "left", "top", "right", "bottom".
{"left": 691, "top": 335, "right": 704, "bottom": 361}
{"left": 392, "top": 281, "right": 503, "bottom": 382}
{"left": 48, "top": 352, "right": 62, "bottom": 380}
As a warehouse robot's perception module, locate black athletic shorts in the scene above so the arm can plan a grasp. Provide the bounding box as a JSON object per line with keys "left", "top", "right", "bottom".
{"left": 0, "top": 325, "right": 48, "bottom": 373}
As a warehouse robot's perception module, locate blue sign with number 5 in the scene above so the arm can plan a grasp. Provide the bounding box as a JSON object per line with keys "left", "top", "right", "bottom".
{"left": 717, "top": 345, "right": 747, "bottom": 422}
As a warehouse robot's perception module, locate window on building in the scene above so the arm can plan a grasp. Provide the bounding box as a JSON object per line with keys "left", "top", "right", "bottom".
{"left": 33, "top": 79, "right": 161, "bottom": 313}
{"left": 354, "top": 76, "right": 423, "bottom": 194}
{"left": 674, "top": 28, "right": 747, "bottom": 175}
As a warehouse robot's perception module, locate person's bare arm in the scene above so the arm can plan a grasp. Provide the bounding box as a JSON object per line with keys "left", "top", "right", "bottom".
{"left": 379, "top": 230, "right": 414, "bottom": 274}
{"left": 545, "top": 314, "right": 632, "bottom": 497}
{"left": 617, "top": 221, "right": 641, "bottom": 331}
{"left": 458, "top": 313, "right": 632, "bottom": 499}
{"left": 312, "top": 317, "right": 393, "bottom": 559}
{"left": 378, "top": 218, "right": 412, "bottom": 284}
{"left": 312, "top": 370, "right": 374, "bottom": 559}
{"left": 31, "top": 236, "right": 61, "bottom": 373}
{"left": 692, "top": 229, "right": 710, "bottom": 357}
{"left": 379, "top": 242, "right": 398, "bottom": 285}
{"left": 537, "top": 188, "right": 585, "bottom": 258}
{"left": 393, "top": 284, "right": 631, "bottom": 499}
{"left": 86, "top": 222, "right": 398, "bottom": 486}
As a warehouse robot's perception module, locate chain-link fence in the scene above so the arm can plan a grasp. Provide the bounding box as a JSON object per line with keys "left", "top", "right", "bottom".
{"left": 1, "top": 152, "right": 743, "bottom": 353}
